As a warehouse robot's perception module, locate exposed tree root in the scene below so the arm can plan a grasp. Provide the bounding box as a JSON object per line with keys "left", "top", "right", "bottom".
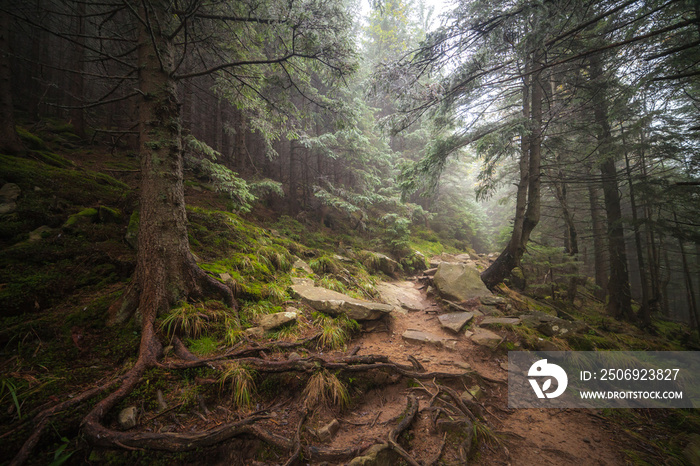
{"left": 387, "top": 394, "right": 421, "bottom": 466}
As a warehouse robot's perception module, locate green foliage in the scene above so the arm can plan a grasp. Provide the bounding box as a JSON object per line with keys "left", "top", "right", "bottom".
{"left": 159, "top": 302, "right": 227, "bottom": 339}
{"left": 309, "top": 255, "right": 339, "bottom": 275}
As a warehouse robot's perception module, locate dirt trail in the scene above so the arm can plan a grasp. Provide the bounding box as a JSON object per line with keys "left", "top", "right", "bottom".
{"left": 325, "top": 279, "right": 626, "bottom": 465}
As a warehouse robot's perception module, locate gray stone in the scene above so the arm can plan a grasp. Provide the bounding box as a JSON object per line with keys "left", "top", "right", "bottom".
{"left": 470, "top": 327, "right": 503, "bottom": 349}
{"left": 375, "top": 282, "right": 423, "bottom": 313}
{"left": 480, "top": 317, "right": 521, "bottom": 326}
{"left": 402, "top": 329, "right": 446, "bottom": 346}
{"left": 348, "top": 444, "right": 400, "bottom": 466}
{"left": 118, "top": 406, "right": 138, "bottom": 429}
{"left": 363, "top": 251, "right": 400, "bottom": 277}
{"left": 291, "top": 277, "right": 315, "bottom": 286}
{"left": 460, "top": 385, "right": 483, "bottom": 403}
{"left": 288, "top": 352, "right": 301, "bottom": 360}
{"left": 438, "top": 312, "right": 474, "bottom": 333}
{"left": 291, "top": 284, "right": 393, "bottom": 320}
{"left": 433, "top": 263, "right": 492, "bottom": 302}
{"left": 258, "top": 310, "right": 298, "bottom": 330}
{"left": 28, "top": 225, "right": 52, "bottom": 242}
{"left": 292, "top": 258, "right": 314, "bottom": 274}
{"left": 245, "top": 327, "right": 265, "bottom": 338}
{"left": 480, "top": 296, "right": 507, "bottom": 306}
{"left": 317, "top": 419, "right": 340, "bottom": 441}
{"left": 536, "top": 339, "right": 561, "bottom": 351}
{"left": 219, "top": 272, "right": 232, "bottom": 282}
{"left": 0, "top": 201, "right": 17, "bottom": 215}
{"left": 454, "top": 361, "right": 472, "bottom": 371}
{"left": 0, "top": 183, "right": 21, "bottom": 202}
{"left": 333, "top": 254, "right": 353, "bottom": 263}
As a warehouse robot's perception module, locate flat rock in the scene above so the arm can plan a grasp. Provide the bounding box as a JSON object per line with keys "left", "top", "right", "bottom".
{"left": 480, "top": 317, "right": 521, "bottom": 326}
{"left": 291, "top": 276, "right": 315, "bottom": 286}
{"left": 433, "top": 263, "right": 492, "bottom": 302}
{"left": 259, "top": 310, "right": 298, "bottom": 330}
{"left": 402, "top": 329, "right": 446, "bottom": 346}
{"left": 478, "top": 305, "right": 502, "bottom": 316}
{"left": 291, "top": 284, "right": 393, "bottom": 320}
{"left": 245, "top": 327, "right": 265, "bottom": 338}
{"left": 480, "top": 296, "right": 507, "bottom": 306}
{"left": 375, "top": 282, "right": 423, "bottom": 313}
{"left": 438, "top": 312, "right": 474, "bottom": 333}
{"left": 28, "top": 225, "right": 52, "bottom": 242}
{"left": 470, "top": 327, "right": 503, "bottom": 349}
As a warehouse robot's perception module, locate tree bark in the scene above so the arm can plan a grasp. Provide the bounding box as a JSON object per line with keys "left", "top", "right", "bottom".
{"left": 482, "top": 54, "right": 542, "bottom": 289}
{"left": 109, "top": 0, "right": 233, "bottom": 326}
{"left": 589, "top": 54, "right": 634, "bottom": 321}
{"left": 587, "top": 166, "right": 608, "bottom": 301}
{"left": 0, "top": 10, "right": 22, "bottom": 154}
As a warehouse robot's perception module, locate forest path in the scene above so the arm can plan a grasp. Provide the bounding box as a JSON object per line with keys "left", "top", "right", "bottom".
{"left": 329, "top": 279, "right": 626, "bottom": 465}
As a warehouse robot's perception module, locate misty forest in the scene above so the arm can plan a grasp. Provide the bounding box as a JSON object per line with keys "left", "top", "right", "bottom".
{"left": 1, "top": 0, "right": 700, "bottom": 464}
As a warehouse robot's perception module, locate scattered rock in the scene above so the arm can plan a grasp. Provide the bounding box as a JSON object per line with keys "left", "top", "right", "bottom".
{"left": 480, "top": 316, "right": 521, "bottom": 326}
{"left": 423, "top": 267, "right": 438, "bottom": 276}
{"left": 402, "top": 329, "right": 446, "bottom": 347}
{"left": 333, "top": 254, "right": 354, "bottom": 263}
{"left": 28, "top": 225, "right": 52, "bottom": 242}
{"left": 348, "top": 443, "right": 400, "bottom": 466}
{"left": 288, "top": 352, "right": 301, "bottom": 360}
{"left": 499, "top": 362, "right": 509, "bottom": 371}
{"left": 258, "top": 310, "right": 298, "bottom": 331}
{"left": 317, "top": 419, "right": 340, "bottom": 441}
{"left": 535, "top": 339, "right": 561, "bottom": 352}
{"left": 245, "top": 327, "right": 265, "bottom": 338}
{"left": 470, "top": 327, "right": 503, "bottom": 349}
{"left": 433, "top": 263, "right": 492, "bottom": 302}
{"left": 375, "top": 282, "right": 423, "bottom": 313}
{"left": 0, "top": 183, "right": 21, "bottom": 201}
{"left": 520, "top": 311, "right": 587, "bottom": 337}
{"left": 292, "top": 258, "right": 314, "bottom": 274}
{"left": 219, "top": 272, "right": 232, "bottom": 282}
{"left": 438, "top": 312, "right": 474, "bottom": 333}
{"left": 454, "top": 361, "right": 472, "bottom": 371}
{"left": 291, "top": 284, "right": 393, "bottom": 320}
{"left": 480, "top": 296, "right": 506, "bottom": 306}
{"left": 118, "top": 406, "right": 138, "bottom": 429}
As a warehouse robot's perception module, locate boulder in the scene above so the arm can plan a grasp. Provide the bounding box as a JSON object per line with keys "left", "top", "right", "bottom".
{"left": 470, "top": 327, "right": 503, "bottom": 349}
{"left": 433, "top": 263, "right": 492, "bottom": 302}
{"left": 375, "top": 282, "right": 423, "bottom": 313}
{"left": 0, "top": 183, "right": 21, "bottom": 201}
{"left": 259, "top": 310, "right": 298, "bottom": 331}
{"left": 438, "top": 312, "right": 474, "bottom": 333}
{"left": 118, "top": 406, "right": 138, "bottom": 429}
{"left": 291, "top": 284, "right": 393, "bottom": 320}
{"left": 363, "top": 251, "right": 400, "bottom": 277}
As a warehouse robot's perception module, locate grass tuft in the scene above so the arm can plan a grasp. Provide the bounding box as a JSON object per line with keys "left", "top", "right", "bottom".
{"left": 303, "top": 369, "right": 349, "bottom": 409}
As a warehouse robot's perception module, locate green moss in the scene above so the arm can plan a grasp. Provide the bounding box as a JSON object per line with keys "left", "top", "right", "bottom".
{"left": 16, "top": 127, "right": 47, "bottom": 150}
{"left": 63, "top": 207, "right": 99, "bottom": 227}
{"left": 31, "top": 150, "right": 74, "bottom": 168}
{"left": 186, "top": 336, "right": 220, "bottom": 356}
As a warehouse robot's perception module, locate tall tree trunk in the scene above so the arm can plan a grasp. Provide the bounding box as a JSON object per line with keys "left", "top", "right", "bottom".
{"left": 70, "top": 1, "right": 86, "bottom": 138}
{"left": 587, "top": 168, "right": 608, "bottom": 301}
{"left": 589, "top": 54, "right": 634, "bottom": 321}
{"left": 622, "top": 129, "right": 651, "bottom": 327}
{"left": 109, "top": 0, "right": 233, "bottom": 328}
{"left": 482, "top": 55, "right": 542, "bottom": 288}
{"left": 674, "top": 211, "right": 700, "bottom": 338}
{"left": 0, "top": 10, "right": 22, "bottom": 154}
{"left": 288, "top": 139, "right": 299, "bottom": 215}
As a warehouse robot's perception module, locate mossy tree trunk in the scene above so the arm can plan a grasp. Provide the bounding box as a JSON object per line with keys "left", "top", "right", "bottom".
{"left": 109, "top": 0, "right": 234, "bottom": 331}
